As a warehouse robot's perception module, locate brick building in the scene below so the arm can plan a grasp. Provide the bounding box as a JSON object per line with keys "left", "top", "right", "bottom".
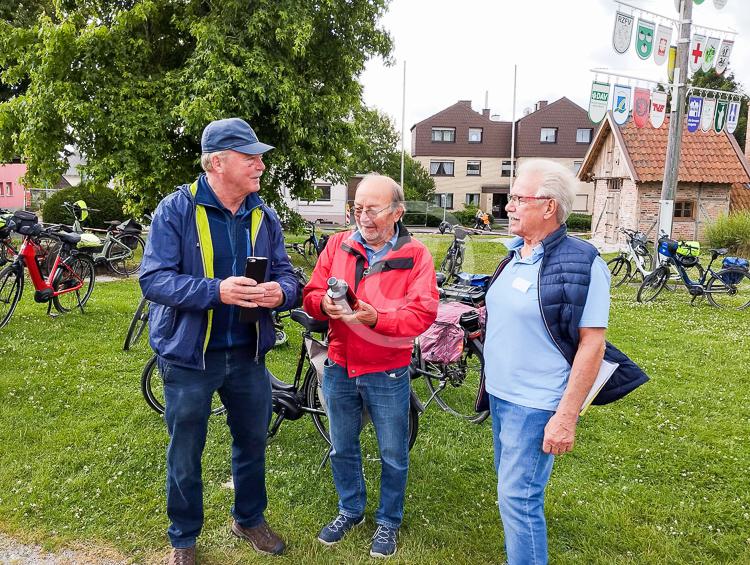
{"left": 410, "top": 98, "right": 596, "bottom": 220}
{"left": 578, "top": 112, "right": 750, "bottom": 247}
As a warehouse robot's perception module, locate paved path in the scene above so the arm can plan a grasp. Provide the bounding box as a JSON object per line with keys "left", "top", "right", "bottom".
{"left": 0, "top": 534, "right": 130, "bottom": 565}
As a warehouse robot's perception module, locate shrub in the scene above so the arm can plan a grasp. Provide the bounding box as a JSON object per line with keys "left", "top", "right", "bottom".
{"left": 42, "top": 184, "right": 126, "bottom": 229}
{"left": 453, "top": 205, "right": 481, "bottom": 227}
{"left": 566, "top": 213, "right": 592, "bottom": 232}
{"left": 704, "top": 211, "right": 750, "bottom": 257}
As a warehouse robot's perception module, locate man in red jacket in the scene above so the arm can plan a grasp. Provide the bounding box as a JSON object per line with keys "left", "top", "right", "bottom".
{"left": 303, "top": 174, "right": 438, "bottom": 558}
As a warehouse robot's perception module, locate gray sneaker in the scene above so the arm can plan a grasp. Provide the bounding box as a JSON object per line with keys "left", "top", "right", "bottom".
{"left": 317, "top": 514, "right": 365, "bottom": 545}
{"left": 370, "top": 524, "right": 398, "bottom": 558}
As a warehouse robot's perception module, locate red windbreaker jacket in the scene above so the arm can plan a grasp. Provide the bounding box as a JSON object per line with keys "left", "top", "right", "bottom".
{"left": 303, "top": 223, "right": 439, "bottom": 377}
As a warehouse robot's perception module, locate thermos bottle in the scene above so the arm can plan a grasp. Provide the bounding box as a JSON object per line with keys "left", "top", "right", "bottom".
{"left": 326, "top": 277, "right": 359, "bottom": 314}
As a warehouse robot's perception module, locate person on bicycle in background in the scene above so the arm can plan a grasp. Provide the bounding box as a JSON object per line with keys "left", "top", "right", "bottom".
{"left": 476, "top": 159, "right": 648, "bottom": 565}
{"left": 303, "top": 174, "right": 438, "bottom": 558}
{"left": 140, "top": 118, "right": 299, "bottom": 564}
{"left": 474, "top": 208, "right": 486, "bottom": 230}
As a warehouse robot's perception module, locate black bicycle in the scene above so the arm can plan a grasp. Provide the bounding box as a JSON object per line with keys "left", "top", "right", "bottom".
{"left": 440, "top": 226, "right": 467, "bottom": 281}
{"left": 284, "top": 221, "right": 329, "bottom": 265}
{"left": 637, "top": 236, "right": 750, "bottom": 309}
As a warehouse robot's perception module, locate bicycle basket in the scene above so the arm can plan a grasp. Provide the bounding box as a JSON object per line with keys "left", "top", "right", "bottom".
{"left": 632, "top": 232, "right": 649, "bottom": 247}
{"left": 440, "top": 283, "right": 486, "bottom": 306}
{"left": 12, "top": 210, "right": 40, "bottom": 236}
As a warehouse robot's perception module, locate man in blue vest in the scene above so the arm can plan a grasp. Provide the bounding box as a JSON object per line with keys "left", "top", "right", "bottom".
{"left": 480, "top": 158, "right": 645, "bottom": 564}
{"left": 140, "top": 118, "right": 299, "bottom": 565}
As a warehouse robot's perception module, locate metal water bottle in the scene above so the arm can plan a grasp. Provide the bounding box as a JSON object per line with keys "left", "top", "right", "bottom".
{"left": 327, "top": 277, "right": 359, "bottom": 314}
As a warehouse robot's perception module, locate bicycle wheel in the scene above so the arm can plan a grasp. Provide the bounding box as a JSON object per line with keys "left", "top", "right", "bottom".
{"left": 123, "top": 296, "right": 149, "bottom": 350}
{"left": 417, "top": 340, "right": 489, "bottom": 424}
{"left": 52, "top": 254, "right": 95, "bottom": 313}
{"left": 106, "top": 233, "right": 145, "bottom": 276}
{"left": 706, "top": 269, "right": 750, "bottom": 309}
{"left": 141, "top": 355, "right": 226, "bottom": 416}
{"left": 0, "top": 265, "right": 23, "bottom": 329}
{"left": 37, "top": 235, "right": 61, "bottom": 279}
{"left": 637, "top": 266, "right": 669, "bottom": 303}
{"left": 441, "top": 250, "right": 456, "bottom": 278}
{"left": 305, "top": 366, "right": 419, "bottom": 450}
{"left": 607, "top": 256, "right": 631, "bottom": 287}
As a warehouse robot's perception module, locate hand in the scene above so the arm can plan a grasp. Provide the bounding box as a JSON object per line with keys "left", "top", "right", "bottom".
{"left": 219, "top": 277, "right": 283, "bottom": 309}
{"left": 542, "top": 413, "right": 578, "bottom": 456}
{"left": 340, "top": 299, "right": 378, "bottom": 327}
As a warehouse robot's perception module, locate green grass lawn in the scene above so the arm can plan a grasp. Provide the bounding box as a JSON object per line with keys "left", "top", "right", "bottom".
{"left": 1, "top": 233, "right": 749, "bottom": 564}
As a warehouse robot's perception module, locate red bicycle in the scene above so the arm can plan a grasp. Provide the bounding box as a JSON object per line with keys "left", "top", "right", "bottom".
{"left": 0, "top": 211, "right": 95, "bottom": 329}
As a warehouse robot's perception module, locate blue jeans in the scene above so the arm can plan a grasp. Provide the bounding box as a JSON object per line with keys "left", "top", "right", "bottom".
{"left": 161, "top": 350, "right": 272, "bottom": 548}
{"left": 490, "top": 395, "right": 555, "bottom": 565}
{"left": 322, "top": 360, "right": 410, "bottom": 529}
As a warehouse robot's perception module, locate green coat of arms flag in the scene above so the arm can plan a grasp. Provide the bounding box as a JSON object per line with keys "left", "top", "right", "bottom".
{"left": 702, "top": 37, "right": 720, "bottom": 72}
{"left": 714, "top": 101, "right": 728, "bottom": 132}
{"left": 636, "top": 19, "right": 656, "bottom": 60}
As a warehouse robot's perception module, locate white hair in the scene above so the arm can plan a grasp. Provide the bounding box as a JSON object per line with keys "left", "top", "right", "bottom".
{"left": 200, "top": 150, "right": 226, "bottom": 172}
{"left": 358, "top": 173, "right": 407, "bottom": 213}
{"left": 515, "top": 159, "right": 577, "bottom": 223}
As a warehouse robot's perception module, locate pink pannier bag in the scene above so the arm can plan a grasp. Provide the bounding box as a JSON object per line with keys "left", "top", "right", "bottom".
{"left": 419, "top": 301, "right": 485, "bottom": 364}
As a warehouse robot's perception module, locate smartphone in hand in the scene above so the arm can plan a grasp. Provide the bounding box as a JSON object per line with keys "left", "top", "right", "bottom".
{"left": 239, "top": 256, "right": 268, "bottom": 323}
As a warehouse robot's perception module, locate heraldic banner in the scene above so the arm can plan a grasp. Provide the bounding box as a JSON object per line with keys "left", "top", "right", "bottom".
{"left": 689, "top": 34, "right": 706, "bottom": 73}
{"left": 727, "top": 101, "right": 740, "bottom": 134}
{"left": 653, "top": 24, "right": 672, "bottom": 66}
{"left": 589, "top": 82, "right": 610, "bottom": 124}
{"left": 714, "top": 100, "right": 728, "bottom": 133}
{"left": 613, "top": 11, "right": 634, "bottom": 54}
{"left": 687, "top": 96, "right": 703, "bottom": 133}
{"left": 650, "top": 91, "right": 668, "bottom": 129}
{"left": 702, "top": 37, "right": 720, "bottom": 72}
{"left": 633, "top": 88, "right": 651, "bottom": 128}
{"left": 636, "top": 19, "right": 656, "bottom": 60}
{"left": 715, "top": 40, "right": 733, "bottom": 75}
{"left": 701, "top": 98, "right": 716, "bottom": 132}
{"left": 612, "top": 85, "right": 631, "bottom": 126}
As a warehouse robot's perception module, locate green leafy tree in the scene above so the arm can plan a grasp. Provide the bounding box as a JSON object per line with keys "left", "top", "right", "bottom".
{"left": 689, "top": 68, "right": 748, "bottom": 148}
{"left": 0, "top": 0, "right": 392, "bottom": 215}
{"left": 349, "top": 106, "right": 434, "bottom": 202}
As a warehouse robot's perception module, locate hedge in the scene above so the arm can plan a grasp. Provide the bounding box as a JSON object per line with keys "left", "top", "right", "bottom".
{"left": 42, "top": 185, "right": 126, "bottom": 230}
{"left": 704, "top": 211, "right": 750, "bottom": 257}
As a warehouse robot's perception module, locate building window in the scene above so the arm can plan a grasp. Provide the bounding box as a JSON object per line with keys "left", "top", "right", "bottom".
{"left": 431, "top": 127, "right": 455, "bottom": 143}
{"left": 466, "top": 160, "right": 481, "bottom": 176}
{"left": 540, "top": 128, "right": 557, "bottom": 143}
{"left": 674, "top": 201, "right": 695, "bottom": 219}
{"left": 314, "top": 184, "right": 331, "bottom": 202}
{"left": 576, "top": 128, "right": 593, "bottom": 143}
{"left": 4, "top": 182, "right": 11, "bottom": 196}
{"left": 432, "top": 193, "right": 454, "bottom": 209}
{"left": 430, "top": 160, "right": 455, "bottom": 176}
{"left": 466, "top": 193, "right": 480, "bottom": 207}
{"left": 572, "top": 161, "right": 583, "bottom": 174}
{"left": 468, "top": 128, "right": 483, "bottom": 143}
{"left": 501, "top": 160, "right": 513, "bottom": 177}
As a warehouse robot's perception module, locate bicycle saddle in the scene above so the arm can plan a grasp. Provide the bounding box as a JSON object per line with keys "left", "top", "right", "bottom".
{"left": 268, "top": 371, "right": 295, "bottom": 392}
{"left": 105, "top": 220, "right": 121, "bottom": 227}
{"left": 710, "top": 248, "right": 728, "bottom": 256}
{"left": 57, "top": 231, "right": 82, "bottom": 245}
{"left": 291, "top": 308, "right": 329, "bottom": 333}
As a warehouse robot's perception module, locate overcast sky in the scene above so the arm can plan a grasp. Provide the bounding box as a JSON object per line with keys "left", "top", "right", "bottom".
{"left": 360, "top": 0, "right": 749, "bottom": 140}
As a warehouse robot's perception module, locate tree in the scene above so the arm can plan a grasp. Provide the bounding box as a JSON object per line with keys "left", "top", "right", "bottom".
{"left": 689, "top": 68, "right": 748, "bottom": 148}
{"left": 0, "top": 0, "right": 393, "bottom": 215}
{"left": 348, "top": 106, "right": 434, "bottom": 202}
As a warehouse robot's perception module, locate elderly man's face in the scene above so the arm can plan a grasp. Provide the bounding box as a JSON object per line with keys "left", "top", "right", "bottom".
{"left": 354, "top": 178, "right": 402, "bottom": 247}
{"left": 506, "top": 173, "right": 553, "bottom": 238}
{"left": 213, "top": 150, "right": 266, "bottom": 195}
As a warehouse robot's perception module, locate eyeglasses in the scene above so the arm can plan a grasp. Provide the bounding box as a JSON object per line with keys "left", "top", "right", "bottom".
{"left": 507, "top": 194, "right": 551, "bottom": 206}
{"left": 353, "top": 205, "right": 392, "bottom": 220}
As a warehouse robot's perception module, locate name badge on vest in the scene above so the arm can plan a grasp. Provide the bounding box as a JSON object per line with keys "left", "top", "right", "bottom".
{"left": 512, "top": 277, "right": 532, "bottom": 293}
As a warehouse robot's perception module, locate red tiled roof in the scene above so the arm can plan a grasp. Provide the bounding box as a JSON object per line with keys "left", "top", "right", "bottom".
{"left": 618, "top": 116, "right": 750, "bottom": 183}
{"left": 731, "top": 183, "right": 750, "bottom": 211}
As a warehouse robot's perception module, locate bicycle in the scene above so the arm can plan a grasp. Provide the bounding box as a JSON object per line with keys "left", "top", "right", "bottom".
{"left": 284, "top": 221, "right": 329, "bottom": 265}
{"left": 123, "top": 295, "right": 150, "bottom": 350}
{"left": 440, "top": 226, "right": 468, "bottom": 281}
{"left": 636, "top": 236, "right": 750, "bottom": 309}
{"left": 54, "top": 201, "right": 145, "bottom": 276}
{"left": 140, "top": 308, "right": 422, "bottom": 454}
{"left": 0, "top": 211, "right": 95, "bottom": 329}
{"left": 1, "top": 211, "right": 61, "bottom": 276}
{"left": 606, "top": 228, "right": 654, "bottom": 287}
{"left": 411, "top": 286, "right": 490, "bottom": 424}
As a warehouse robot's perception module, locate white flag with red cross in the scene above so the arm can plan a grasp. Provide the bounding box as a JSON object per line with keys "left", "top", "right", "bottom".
{"left": 689, "top": 33, "right": 706, "bottom": 72}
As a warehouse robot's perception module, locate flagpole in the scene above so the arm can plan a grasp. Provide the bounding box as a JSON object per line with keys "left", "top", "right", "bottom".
{"left": 657, "top": 0, "right": 692, "bottom": 244}
{"left": 400, "top": 60, "right": 406, "bottom": 190}
{"left": 509, "top": 64, "right": 517, "bottom": 236}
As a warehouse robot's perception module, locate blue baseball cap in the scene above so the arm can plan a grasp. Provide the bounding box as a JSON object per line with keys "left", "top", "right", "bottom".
{"left": 201, "top": 118, "right": 274, "bottom": 155}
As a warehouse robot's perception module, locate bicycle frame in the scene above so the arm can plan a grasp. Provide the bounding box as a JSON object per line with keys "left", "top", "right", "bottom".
{"left": 16, "top": 235, "right": 86, "bottom": 298}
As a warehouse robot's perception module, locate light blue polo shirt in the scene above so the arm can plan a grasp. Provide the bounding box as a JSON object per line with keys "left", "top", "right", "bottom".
{"left": 351, "top": 228, "right": 399, "bottom": 265}
{"left": 484, "top": 237, "right": 611, "bottom": 411}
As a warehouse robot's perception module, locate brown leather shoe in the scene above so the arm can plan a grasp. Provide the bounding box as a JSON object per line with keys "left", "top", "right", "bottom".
{"left": 168, "top": 546, "right": 196, "bottom": 565}
{"left": 231, "top": 520, "right": 286, "bottom": 555}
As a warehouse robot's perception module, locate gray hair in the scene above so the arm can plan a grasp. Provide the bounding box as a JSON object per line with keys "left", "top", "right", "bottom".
{"left": 359, "top": 173, "right": 406, "bottom": 213}
{"left": 515, "top": 159, "right": 576, "bottom": 223}
{"left": 200, "top": 150, "right": 227, "bottom": 172}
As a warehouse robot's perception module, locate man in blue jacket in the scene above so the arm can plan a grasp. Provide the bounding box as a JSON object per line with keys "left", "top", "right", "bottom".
{"left": 140, "top": 118, "right": 299, "bottom": 565}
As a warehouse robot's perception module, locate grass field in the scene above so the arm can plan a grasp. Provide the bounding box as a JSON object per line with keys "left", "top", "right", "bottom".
{"left": 1, "top": 232, "right": 749, "bottom": 564}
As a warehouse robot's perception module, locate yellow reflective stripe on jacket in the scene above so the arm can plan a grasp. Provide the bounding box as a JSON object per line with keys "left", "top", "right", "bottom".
{"left": 190, "top": 181, "right": 214, "bottom": 353}
{"left": 250, "top": 207, "right": 263, "bottom": 249}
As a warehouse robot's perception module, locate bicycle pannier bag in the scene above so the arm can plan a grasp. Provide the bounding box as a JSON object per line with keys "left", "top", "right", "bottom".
{"left": 455, "top": 272, "right": 491, "bottom": 289}
{"left": 658, "top": 238, "right": 678, "bottom": 257}
{"left": 420, "top": 301, "right": 482, "bottom": 364}
{"left": 12, "top": 210, "right": 39, "bottom": 236}
{"left": 0, "top": 213, "right": 12, "bottom": 237}
{"left": 76, "top": 233, "right": 104, "bottom": 250}
{"left": 676, "top": 241, "right": 700, "bottom": 257}
{"left": 721, "top": 256, "right": 750, "bottom": 284}
{"left": 117, "top": 218, "right": 143, "bottom": 234}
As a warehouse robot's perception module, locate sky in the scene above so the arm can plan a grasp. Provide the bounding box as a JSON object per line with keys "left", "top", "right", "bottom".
{"left": 359, "top": 0, "right": 750, "bottom": 142}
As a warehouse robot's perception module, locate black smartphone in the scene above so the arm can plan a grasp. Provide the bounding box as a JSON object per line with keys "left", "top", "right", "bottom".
{"left": 239, "top": 256, "right": 268, "bottom": 323}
